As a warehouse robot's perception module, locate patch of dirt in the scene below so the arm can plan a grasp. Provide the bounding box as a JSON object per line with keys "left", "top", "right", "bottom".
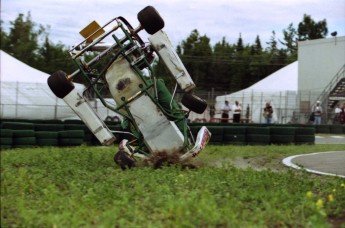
{"left": 211, "top": 156, "right": 288, "bottom": 172}
{"left": 143, "top": 151, "right": 200, "bottom": 169}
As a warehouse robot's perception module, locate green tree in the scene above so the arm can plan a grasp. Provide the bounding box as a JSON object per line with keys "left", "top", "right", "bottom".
{"left": 298, "top": 14, "right": 328, "bottom": 41}
{"left": 210, "top": 37, "right": 236, "bottom": 90}
{"left": 179, "top": 29, "right": 212, "bottom": 89}
{"left": 3, "top": 12, "right": 44, "bottom": 66}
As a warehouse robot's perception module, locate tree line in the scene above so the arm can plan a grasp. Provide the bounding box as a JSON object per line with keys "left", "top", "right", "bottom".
{"left": 1, "top": 12, "right": 328, "bottom": 92}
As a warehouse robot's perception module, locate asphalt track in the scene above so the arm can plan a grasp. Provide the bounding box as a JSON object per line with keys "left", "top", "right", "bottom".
{"left": 282, "top": 135, "right": 345, "bottom": 178}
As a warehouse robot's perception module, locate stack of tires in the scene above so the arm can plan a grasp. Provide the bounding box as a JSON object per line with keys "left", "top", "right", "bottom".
{"left": 330, "top": 125, "right": 344, "bottom": 134}
{"left": 295, "top": 127, "right": 315, "bottom": 144}
{"left": 64, "top": 124, "right": 92, "bottom": 145}
{"left": 270, "top": 127, "right": 295, "bottom": 145}
{"left": 223, "top": 126, "right": 246, "bottom": 145}
{"left": 58, "top": 130, "right": 85, "bottom": 147}
{"left": 2, "top": 122, "right": 36, "bottom": 148}
{"left": 315, "top": 125, "right": 330, "bottom": 134}
{"left": 246, "top": 126, "right": 270, "bottom": 145}
{"left": 1, "top": 129, "right": 13, "bottom": 149}
{"left": 207, "top": 126, "right": 224, "bottom": 145}
{"left": 35, "top": 123, "right": 64, "bottom": 147}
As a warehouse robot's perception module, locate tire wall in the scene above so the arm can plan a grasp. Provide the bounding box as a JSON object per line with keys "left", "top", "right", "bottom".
{"left": 1, "top": 120, "right": 342, "bottom": 148}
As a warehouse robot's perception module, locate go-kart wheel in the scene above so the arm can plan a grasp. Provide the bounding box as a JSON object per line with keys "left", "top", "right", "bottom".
{"left": 114, "top": 151, "right": 136, "bottom": 170}
{"left": 47, "top": 70, "right": 75, "bottom": 99}
{"left": 181, "top": 93, "right": 208, "bottom": 114}
{"left": 137, "top": 6, "right": 164, "bottom": 35}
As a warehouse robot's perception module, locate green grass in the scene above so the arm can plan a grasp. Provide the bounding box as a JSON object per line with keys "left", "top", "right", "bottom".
{"left": 1, "top": 145, "right": 345, "bottom": 227}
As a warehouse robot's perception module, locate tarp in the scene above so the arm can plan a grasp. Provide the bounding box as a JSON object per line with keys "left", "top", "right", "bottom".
{"left": 215, "top": 61, "right": 298, "bottom": 124}
{"left": 0, "top": 50, "right": 118, "bottom": 120}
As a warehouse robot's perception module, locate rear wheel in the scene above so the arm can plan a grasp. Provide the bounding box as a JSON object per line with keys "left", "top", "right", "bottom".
{"left": 137, "top": 6, "right": 164, "bottom": 35}
{"left": 114, "top": 151, "right": 136, "bottom": 170}
{"left": 181, "top": 93, "right": 208, "bottom": 114}
{"left": 48, "top": 70, "right": 74, "bottom": 98}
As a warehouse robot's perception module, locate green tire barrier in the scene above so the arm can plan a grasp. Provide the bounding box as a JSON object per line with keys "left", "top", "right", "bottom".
{"left": 2, "top": 122, "right": 35, "bottom": 130}
{"left": 36, "top": 138, "right": 59, "bottom": 146}
{"left": 1, "top": 129, "right": 13, "bottom": 137}
{"left": 13, "top": 137, "right": 36, "bottom": 144}
{"left": 207, "top": 126, "right": 224, "bottom": 144}
{"left": 223, "top": 134, "right": 246, "bottom": 145}
{"left": 58, "top": 130, "right": 85, "bottom": 138}
{"left": 35, "top": 124, "right": 65, "bottom": 132}
{"left": 295, "top": 135, "right": 315, "bottom": 144}
{"left": 295, "top": 127, "right": 315, "bottom": 135}
{"left": 0, "top": 137, "right": 13, "bottom": 145}
{"left": 270, "top": 127, "right": 295, "bottom": 135}
{"left": 59, "top": 138, "right": 84, "bottom": 146}
{"left": 315, "top": 125, "right": 330, "bottom": 134}
{"left": 246, "top": 127, "right": 270, "bottom": 135}
{"left": 330, "top": 125, "right": 343, "bottom": 134}
{"left": 223, "top": 126, "right": 246, "bottom": 134}
{"left": 270, "top": 135, "right": 295, "bottom": 145}
{"left": 12, "top": 130, "right": 35, "bottom": 137}
{"left": 58, "top": 130, "right": 85, "bottom": 146}
{"left": 246, "top": 134, "right": 271, "bottom": 145}
{"left": 35, "top": 131, "right": 59, "bottom": 138}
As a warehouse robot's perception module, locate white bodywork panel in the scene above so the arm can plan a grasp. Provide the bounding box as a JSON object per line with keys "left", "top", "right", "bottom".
{"left": 63, "top": 89, "right": 116, "bottom": 145}
{"left": 149, "top": 31, "right": 195, "bottom": 92}
{"left": 105, "top": 57, "right": 144, "bottom": 105}
{"left": 129, "top": 94, "right": 185, "bottom": 154}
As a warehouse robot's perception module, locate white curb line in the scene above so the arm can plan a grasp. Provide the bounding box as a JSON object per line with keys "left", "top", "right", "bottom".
{"left": 282, "top": 151, "right": 345, "bottom": 178}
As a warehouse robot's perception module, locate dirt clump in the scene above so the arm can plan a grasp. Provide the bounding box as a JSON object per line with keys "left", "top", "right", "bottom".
{"left": 143, "top": 151, "right": 199, "bottom": 169}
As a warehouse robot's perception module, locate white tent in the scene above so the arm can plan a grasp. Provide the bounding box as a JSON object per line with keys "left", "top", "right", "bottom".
{"left": 0, "top": 50, "right": 118, "bottom": 120}
{"left": 215, "top": 61, "right": 298, "bottom": 124}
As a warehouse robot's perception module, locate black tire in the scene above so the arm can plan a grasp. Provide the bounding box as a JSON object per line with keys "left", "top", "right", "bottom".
{"left": 246, "top": 127, "right": 270, "bottom": 135}
{"left": 0, "top": 137, "right": 13, "bottom": 145}
{"left": 37, "top": 138, "right": 59, "bottom": 146}
{"left": 224, "top": 126, "right": 246, "bottom": 134}
{"left": 295, "top": 127, "right": 315, "bottom": 135}
{"left": 270, "top": 135, "right": 295, "bottom": 145}
{"left": 1, "top": 122, "right": 34, "bottom": 130}
{"left": 12, "top": 130, "right": 35, "bottom": 137}
{"left": 0, "top": 129, "right": 12, "bottom": 137}
{"left": 13, "top": 137, "right": 36, "bottom": 145}
{"left": 47, "top": 70, "right": 75, "bottom": 99}
{"left": 59, "top": 138, "right": 84, "bottom": 146}
{"left": 58, "top": 130, "right": 85, "bottom": 138}
{"left": 35, "top": 124, "right": 64, "bottom": 132}
{"left": 246, "top": 134, "right": 271, "bottom": 145}
{"left": 35, "top": 131, "right": 59, "bottom": 139}
{"left": 270, "top": 127, "right": 295, "bottom": 135}
{"left": 137, "top": 6, "right": 164, "bottom": 35}
{"left": 114, "top": 151, "right": 136, "bottom": 170}
{"left": 181, "top": 93, "right": 208, "bottom": 114}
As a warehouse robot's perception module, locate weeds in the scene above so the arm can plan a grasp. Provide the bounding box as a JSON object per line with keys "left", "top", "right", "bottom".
{"left": 1, "top": 145, "right": 344, "bottom": 227}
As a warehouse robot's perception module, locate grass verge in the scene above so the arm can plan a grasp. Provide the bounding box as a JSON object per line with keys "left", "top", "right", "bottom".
{"left": 1, "top": 144, "right": 345, "bottom": 227}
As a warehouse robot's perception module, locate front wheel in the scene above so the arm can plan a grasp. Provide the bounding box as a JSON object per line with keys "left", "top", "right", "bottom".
{"left": 137, "top": 6, "right": 164, "bottom": 35}
{"left": 181, "top": 93, "right": 208, "bottom": 114}
{"left": 47, "top": 70, "right": 74, "bottom": 98}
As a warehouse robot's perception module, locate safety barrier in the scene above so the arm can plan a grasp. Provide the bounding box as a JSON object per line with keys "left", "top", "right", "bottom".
{"left": 1, "top": 119, "right": 344, "bottom": 149}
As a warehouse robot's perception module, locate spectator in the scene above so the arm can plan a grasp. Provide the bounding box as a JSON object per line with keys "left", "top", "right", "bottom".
{"left": 311, "top": 101, "right": 322, "bottom": 125}
{"left": 221, "top": 100, "right": 231, "bottom": 123}
{"left": 334, "top": 104, "right": 342, "bottom": 124}
{"left": 340, "top": 103, "right": 345, "bottom": 125}
{"left": 232, "top": 101, "right": 242, "bottom": 123}
{"left": 263, "top": 102, "right": 273, "bottom": 124}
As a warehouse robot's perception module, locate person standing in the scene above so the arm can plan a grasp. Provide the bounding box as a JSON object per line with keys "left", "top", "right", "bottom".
{"left": 312, "top": 101, "right": 323, "bottom": 125}
{"left": 221, "top": 100, "right": 231, "bottom": 123}
{"left": 263, "top": 102, "right": 273, "bottom": 124}
{"left": 232, "top": 101, "right": 242, "bottom": 123}
{"left": 334, "top": 104, "right": 342, "bottom": 124}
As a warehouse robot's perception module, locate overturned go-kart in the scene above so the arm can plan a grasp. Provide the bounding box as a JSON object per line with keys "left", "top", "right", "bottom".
{"left": 47, "top": 6, "right": 211, "bottom": 169}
